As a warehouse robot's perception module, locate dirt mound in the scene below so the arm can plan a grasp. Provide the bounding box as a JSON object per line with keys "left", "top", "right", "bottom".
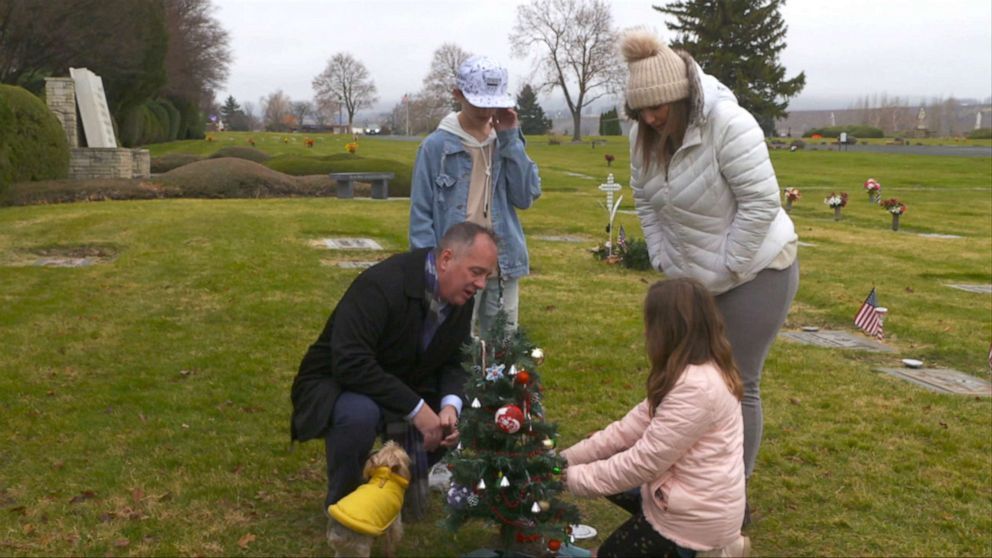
{"left": 159, "top": 157, "right": 302, "bottom": 198}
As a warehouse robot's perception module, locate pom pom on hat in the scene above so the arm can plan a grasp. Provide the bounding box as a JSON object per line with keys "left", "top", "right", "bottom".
{"left": 621, "top": 29, "right": 690, "bottom": 109}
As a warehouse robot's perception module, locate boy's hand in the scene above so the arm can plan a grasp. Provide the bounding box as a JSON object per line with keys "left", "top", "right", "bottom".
{"left": 494, "top": 108, "right": 519, "bottom": 131}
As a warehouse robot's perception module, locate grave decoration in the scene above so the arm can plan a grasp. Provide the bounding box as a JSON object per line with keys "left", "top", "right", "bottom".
{"left": 880, "top": 198, "right": 907, "bottom": 231}
{"left": 604, "top": 153, "right": 615, "bottom": 167}
{"left": 597, "top": 174, "right": 622, "bottom": 257}
{"left": 824, "top": 192, "right": 848, "bottom": 220}
{"left": 592, "top": 225, "right": 651, "bottom": 271}
{"left": 863, "top": 178, "right": 882, "bottom": 204}
{"left": 783, "top": 187, "right": 801, "bottom": 212}
{"left": 446, "top": 312, "right": 581, "bottom": 556}
{"left": 854, "top": 287, "right": 885, "bottom": 340}
{"left": 345, "top": 141, "right": 359, "bottom": 155}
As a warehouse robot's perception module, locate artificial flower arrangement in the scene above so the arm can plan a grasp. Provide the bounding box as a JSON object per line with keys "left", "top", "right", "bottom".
{"left": 345, "top": 142, "right": 359, "bottom": 155}
{"left": 864, "top": 178, "right": 882, "bottom": 203}
{"left": 823, "top": 192, "right": 848, "bottom": 208}
{"left": 880, "top": 198, "right": 907, "bottom": 215}
{"left": 784, "top": 187, "right": 801, "bottom": 202}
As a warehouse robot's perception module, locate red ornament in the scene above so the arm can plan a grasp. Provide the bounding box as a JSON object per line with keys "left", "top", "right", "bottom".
{"left": 494, "top": 404, "right": 525, "bottom": 433}
{"left": 548, "top": 539, "right": 562, "bottom": 552}
{"left": 516, "top": 370, "right": 531, "bottom": 384}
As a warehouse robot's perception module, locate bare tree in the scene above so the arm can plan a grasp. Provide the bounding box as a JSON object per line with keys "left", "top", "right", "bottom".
{"left": 261, "top": 89, "right": 291, "bottom": 131}
{"left": 312, "top": 52, "right": 378, "bottom": 128}
{"left": 291, "top": 100, "right": 312, "bottom": 130}
{"left": 242, "top": 101, "right": 259, "bottom": 131}
{"left": 419, "top": 43, "right": 471, "bottom": 126}
{"left": 313, "top": 95, "right": 340, "bottom": 128}
{"left": 162, "top": 0, "right": 231, "bottom": 113}
{"left": 509, "top": 0, "right": 623, "bottom": 141}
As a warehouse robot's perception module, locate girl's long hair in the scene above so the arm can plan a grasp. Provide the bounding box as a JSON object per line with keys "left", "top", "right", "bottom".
{"left": 643, "top": 278, "right": 742, "bottom": 415}
{"left": 626, "top": 98, "right": 690, "bottom": 173}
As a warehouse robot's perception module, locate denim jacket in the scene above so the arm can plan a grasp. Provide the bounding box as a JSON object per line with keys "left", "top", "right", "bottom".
{"left": 409, "top": 127, "right": 541, "bottom": 278}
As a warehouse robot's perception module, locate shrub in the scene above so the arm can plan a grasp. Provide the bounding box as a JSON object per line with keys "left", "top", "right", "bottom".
{"left": 145, "top": 100, "right": 171, "bottom": 144}
{"left": 804, "top": 125, "right": 884, "bottom": 138}
{"left": 159, "top": 99, "right": 181, "bottom": 141}
{"left": 265, "top": 154, "right": 414, "bottom": 197}
{"left": 208, "top": 146, "right": 271, "bottom": 163}
{"left": 592, "top": 236, "right": 652, "bottom": 271}
{"left": 150, "top": 153, "right": 203, "bottom": 173}
{"left": 967, "top": 127, "right": 992, "bottom": 140}
{"left": 158, "top": 158, "right": 300, "bottom": 198}
{"left": 0, "top": 84, "right": 70, "bottom": 191}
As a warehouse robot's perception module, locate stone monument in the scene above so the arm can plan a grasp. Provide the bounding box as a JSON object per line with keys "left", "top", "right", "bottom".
{"left": 44, "top": 68, "right": 150, "bottom": 180}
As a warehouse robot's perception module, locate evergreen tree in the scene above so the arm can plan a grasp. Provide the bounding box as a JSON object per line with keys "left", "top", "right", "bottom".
{"left": 446, "top": 312, "right": 579, "bottom": 554}
{"left": 220, "top": 95, "right": 241, "bottom": 121}
{"left": 516, "top": 84, "right": 552, "bottom": 135}
{"left": 655, "top": 0, "right": 805, "bottom": 135}
{"left": 598, "top": 107, "right": 622, "bottom": 136}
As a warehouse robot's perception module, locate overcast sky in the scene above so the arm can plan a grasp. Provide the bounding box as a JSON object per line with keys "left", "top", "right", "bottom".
{"left": 214, "top": 0, "right": 992, "bottom": 119}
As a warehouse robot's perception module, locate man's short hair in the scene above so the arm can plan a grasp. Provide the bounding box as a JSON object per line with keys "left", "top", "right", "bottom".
{"left": 437, "top": 222, "right": 497, "bottom": 255}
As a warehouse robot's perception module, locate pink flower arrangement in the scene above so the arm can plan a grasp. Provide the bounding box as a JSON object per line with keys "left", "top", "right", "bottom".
{"left": 864, "top": 178, "right": 881, "bottom": 193}
{"left": 824, "top": 192, "right": 848, "bottom": 208}
{"left": 784, "top": 187, "right": 801, "bottom": 202}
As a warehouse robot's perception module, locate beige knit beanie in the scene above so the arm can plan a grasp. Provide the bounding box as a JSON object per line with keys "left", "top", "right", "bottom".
{"left": 621, "top": 29, "right": 689, "bottom": 109}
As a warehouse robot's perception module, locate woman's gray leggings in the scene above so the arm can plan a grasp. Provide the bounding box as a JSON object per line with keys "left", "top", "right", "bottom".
{"left": 716, "top": 260, "right": 799, "bottom": 479}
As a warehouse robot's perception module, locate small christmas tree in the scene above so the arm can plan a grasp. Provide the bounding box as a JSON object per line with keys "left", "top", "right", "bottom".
{"left": 445, "top": 312, "right": 580, "bottom": 556}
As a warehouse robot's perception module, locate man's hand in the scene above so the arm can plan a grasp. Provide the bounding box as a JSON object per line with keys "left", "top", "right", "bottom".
{"left": 438, "top": 405, "right": 460, "bottom": 448}
{"left": 494, "top": 108, "right": 519, "bottom": 132}
{"left": 412, "top": 404, "right": 443, "bottom": 451}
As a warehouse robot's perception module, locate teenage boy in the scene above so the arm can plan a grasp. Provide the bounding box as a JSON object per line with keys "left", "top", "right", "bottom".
{"left": 408, "top": 55, "right": 541, "bottom": 337}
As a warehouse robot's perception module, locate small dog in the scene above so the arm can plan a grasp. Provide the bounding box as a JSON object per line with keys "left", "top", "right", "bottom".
{"left": 327, "top": 441, "right": 411, "bottom": 558}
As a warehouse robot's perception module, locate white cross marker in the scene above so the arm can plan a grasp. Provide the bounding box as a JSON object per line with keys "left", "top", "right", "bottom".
{"left": 598, "top": 174, "right": 623, "bottom": 256}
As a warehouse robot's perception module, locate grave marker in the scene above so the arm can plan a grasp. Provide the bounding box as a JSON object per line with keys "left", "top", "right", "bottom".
{"left": 946, "top": 284, "right": 992, "bottom": 294}
{"left": 779, "top": 329, "right": 895, "bottom": 352}
{"left": 535, "top": 235, "right": 586, "bottom": 243}
{"left": 319, "top": 238, "right": 383, "bottom": 251}
{"left": 875, "top": 367, "right": 992, "bottom": 397}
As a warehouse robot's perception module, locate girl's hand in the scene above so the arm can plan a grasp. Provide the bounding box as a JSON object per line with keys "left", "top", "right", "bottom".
{"left": 494, "top": 108, "right": 519, "bottom": 131}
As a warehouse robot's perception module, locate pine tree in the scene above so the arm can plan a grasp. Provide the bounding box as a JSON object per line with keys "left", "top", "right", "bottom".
{"left": 516, "top": 84, "right": 552, "bottom": 135}
{"left": 220, "top": 95, "right": 241, "bottom": 121}
{"left": 446, "top": 312, "right": 579, "bottom": 554}
{"left": 598, "top": 107, "right": 621, "bottom": 136}
{"left": 655, "top": 0, "right": 806, "bottom": 135}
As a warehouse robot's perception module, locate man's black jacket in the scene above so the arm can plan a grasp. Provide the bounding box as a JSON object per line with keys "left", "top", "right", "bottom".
{"left": 290, "top": 248, "right": 472, "bottom": 442}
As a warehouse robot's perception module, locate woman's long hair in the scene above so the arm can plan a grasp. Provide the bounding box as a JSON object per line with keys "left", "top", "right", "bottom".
{"left": 626, "top": 98, "right": 690, "bottom": 173}
{"left": 643, "top": 278, "right": 742, "bottom": 415}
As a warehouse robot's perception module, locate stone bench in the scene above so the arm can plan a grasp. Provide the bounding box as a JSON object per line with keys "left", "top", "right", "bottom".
{"left": 329, "top": 172, "right": 395, "bottom": 199}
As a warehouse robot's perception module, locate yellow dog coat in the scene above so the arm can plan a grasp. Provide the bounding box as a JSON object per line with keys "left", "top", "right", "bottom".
{"left": 328, "top": 466, "right": 409, "bottom": 536}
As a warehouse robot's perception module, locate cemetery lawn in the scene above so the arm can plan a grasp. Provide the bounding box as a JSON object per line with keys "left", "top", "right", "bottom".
{"left": 1, "top": 133, "right": 990, "bottom": 556}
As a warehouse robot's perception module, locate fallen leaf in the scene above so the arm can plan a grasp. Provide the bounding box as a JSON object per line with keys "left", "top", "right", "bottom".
{"left": 132, "top": 488, "right": 144, "bottom": 503}
{"left": 789, "top": 397, "right": 801, "bottom": 405}
{"left": 179, "top": 369, "right": 192, "bottom": 377}
{"left": 98, "top": 512, "right": 115, "bottom": 523}
{"left": 138, "top": 412, "right": 147, "bottom": 423}
{"left": 231, "top": 464, "right": 243, "bottom": 475}
{"left": 114, "top": 539, "right": 130, "bottom": 548}
{"left": 939, "top": 421, "right": 948, "bottom": 429}
{"left": 69, "top": 491, "right": 97, "bottom": 504}
{"left": 22, "top": 523, "right": 34, "bottom": 535}
{"left": 51, "top": 460, "right": 65, "bottom": 470}
{"left": 238, "top": 533, "right": 256, "bottom": 549}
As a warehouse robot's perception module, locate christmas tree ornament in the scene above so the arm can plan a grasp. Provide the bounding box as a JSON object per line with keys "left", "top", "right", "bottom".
{"left": 531, "top": 501, "right": 542, "bottom": 514}
{"left": 494, "top": 404, "right": 524, "bottom": 434}
{"left": 531, "top": 347, "right": 545, "bottom": 365}
{"left": 552, "top": 466, "right": 562, "bottom": 475}
{"left": 467, "top": 493, "right": 479, "bottom": 507}
{"left": 447, "top": 484, "right": 472, "bottom": 510}
{"left": 542, "top": 438, "right": 556, "bottom": 450}
{"left": 471, "top": 398, "right": 481, "bottom": 409}
{"left": 500, "top": 476, "right": 510, "bottom": 488}
{"left": 477, "top": 479, "right": 486, "bottom": 490}
{"left": 515, "top": 370, "right": 531, "bottom": 385}
{"left": 548, "top": 539, "right": 562, "bottom": 552}
{"left": 485, "top": 364, "right": 505, "bottom": 381}
{"left": 509, "top": 364, "right": 519, "bottom": 376}
{"left": 539, "top": 500, "right": 550, "bottom": 512}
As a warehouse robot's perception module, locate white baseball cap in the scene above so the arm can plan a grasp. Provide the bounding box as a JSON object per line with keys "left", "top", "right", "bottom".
{"left": 456, "top": 55, "right": 515, "bottom": 109}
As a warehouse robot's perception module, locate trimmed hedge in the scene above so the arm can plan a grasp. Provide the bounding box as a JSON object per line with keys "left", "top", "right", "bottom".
{"left": 150, "top": 153, "right": 204, "bottom": 173}
{"left": 208, "top": 146, "right": 271, "bottom": 163}
{"left": 0, "top": 84, "right": 70, "bottom": 192}
{"left": 158, "top": 157, "right": 301, "bottom": 198}
{"left": 804, "top": 125, "right": 884, "bottom": 138}
{"left": 265, "top": 154, "right": 414, "bottom": 197}
{"left": 967, "top": 127, "right": 992, "bottom": 140}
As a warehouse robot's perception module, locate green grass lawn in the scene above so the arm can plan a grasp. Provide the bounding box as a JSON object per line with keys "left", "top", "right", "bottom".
{"left": 1, "top": 132, "right": 990, "bottom": 556}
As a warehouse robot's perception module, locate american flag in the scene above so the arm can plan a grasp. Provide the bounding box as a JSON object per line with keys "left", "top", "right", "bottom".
{"left": 854, "top": 287, "right": 883, "bottom": 339}
{"left": 617, "top": 225, "right": 627, "bottom": 251}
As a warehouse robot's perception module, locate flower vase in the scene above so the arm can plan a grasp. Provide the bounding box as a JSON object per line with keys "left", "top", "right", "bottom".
{"left": 891, "top": 213, "right": 900, "bottom": 231}
{"left": 869, "top": 192, "right": 880, "bottom": 204}
{"left": 785, "top": 199, "right": 793, "bottom": 212}
{"left": 833, "top": 206, "right": 842, "bottom": 220}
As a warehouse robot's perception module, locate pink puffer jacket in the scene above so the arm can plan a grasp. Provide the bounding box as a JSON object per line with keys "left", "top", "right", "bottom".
{"left": 561, "top": 363, "right": 745, "bottom": 551}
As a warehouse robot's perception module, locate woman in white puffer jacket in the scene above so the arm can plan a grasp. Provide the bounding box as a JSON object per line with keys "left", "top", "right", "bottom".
{"left": 622, "top": 29, "right": 800, "bottom": 519}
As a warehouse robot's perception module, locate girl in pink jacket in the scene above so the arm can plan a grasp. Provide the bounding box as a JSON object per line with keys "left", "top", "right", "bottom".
{"left": 561, "top": 279, "right": 749, "bottom": 557}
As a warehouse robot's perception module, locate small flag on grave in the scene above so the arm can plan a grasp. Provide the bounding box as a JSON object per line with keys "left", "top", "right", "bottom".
{"left": 854, "top": 287, "right": 883, "bottom": 339}
{"left": 617, "top": 225, "right": 627, "bottom": 251}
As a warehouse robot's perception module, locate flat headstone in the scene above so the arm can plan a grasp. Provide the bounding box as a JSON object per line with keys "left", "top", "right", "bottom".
{"left": 946, "top": 284, "right": 992, "bottom": 294}
{"left": 333, "top": 261, "right": 379, "bottom": 269}
{"left": 33, "top": 257, "right": 97, "bottom": 268}
{"left": 535, "top": 235, "right": 586, "bottom": 243}
{"left": 918, "top": 233, "right": 963, "bottom": 239}
{"left": 797, "top": 241, "right": 818, "bottom": 247}
{"left": 69, "top": 67, "right": 117, "bottom": 148}
{"left": 779, "top": 329, "right": 895, "bottom": 352}
{"left": 319, "top": 238, "right": 383, "bottom": 250}
{"left": 617, "top": 209, "right": 638, "bottom": 215}
{"left": 875, "top": 367, "right": 992, "bottom": 397}
{"left": 563, "top": 171, "right": 594, "bottom": 179}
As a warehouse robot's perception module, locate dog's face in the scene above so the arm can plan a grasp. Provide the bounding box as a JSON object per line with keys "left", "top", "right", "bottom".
{"left": 363, "top": 440, "right": 412, "bottom": 481}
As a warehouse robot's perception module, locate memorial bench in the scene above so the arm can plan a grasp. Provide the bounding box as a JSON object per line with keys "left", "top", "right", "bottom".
{"left": 329, "top": 172, "right": 395, "bottom": 199}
